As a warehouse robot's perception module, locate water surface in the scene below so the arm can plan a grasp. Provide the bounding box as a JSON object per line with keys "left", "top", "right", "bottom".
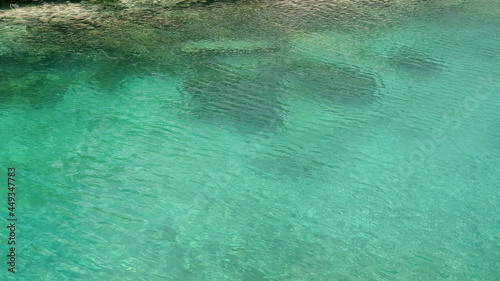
{"left": 1, "top": 0, "right": 499, "bottom": 280}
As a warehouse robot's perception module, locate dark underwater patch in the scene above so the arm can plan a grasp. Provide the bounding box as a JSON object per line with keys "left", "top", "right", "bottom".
{"left": 285, "top": 61, "right": 382, "bottom": 106}
{"left": 179, "top": 60, "right": 286, "bottom": 133}
{"left": 389, "top": 47, "right": 444, "bottom": 76}
{"left": 0, "top": 54, "right": 70, "bottom": 108}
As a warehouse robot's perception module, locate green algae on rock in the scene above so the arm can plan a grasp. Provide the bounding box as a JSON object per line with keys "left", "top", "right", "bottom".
{"left": 0, "top": 23, "right": 28, "bottom": 56}
{"left": 0, "top": 2, "right": 180, "bottom": 57}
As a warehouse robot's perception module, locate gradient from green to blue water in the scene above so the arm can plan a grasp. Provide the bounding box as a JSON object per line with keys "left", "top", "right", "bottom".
{"left": 1, "top": 0, "right": 500, "bottom": 280}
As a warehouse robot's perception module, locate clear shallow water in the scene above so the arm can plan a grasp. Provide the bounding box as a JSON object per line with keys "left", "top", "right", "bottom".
{"left": 1, "top": 0, "right": 499, "bottom": 280}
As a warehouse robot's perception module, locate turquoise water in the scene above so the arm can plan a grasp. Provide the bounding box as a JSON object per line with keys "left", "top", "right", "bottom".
{"left": 1, "top": 0, "right": 500, "bottom": 280}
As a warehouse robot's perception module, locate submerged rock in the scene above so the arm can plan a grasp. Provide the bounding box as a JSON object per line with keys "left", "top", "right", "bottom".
{"left": 0, "top": 2, "right": 179, "bottom": 58}
{"left": 0, "top": 70, "right": 67, "bottom": 108}
{"left": 388, "top": 47, "right": 443, "bottom": 76}
{"left": 116, "top": 0, "right": 184, "bottom": 7}
{"left": 0, "top": 23, "right": 28, "bottom": 56}
{"left": 0, "top": 54, "right": 84, "bottom": 107}
{"left": 179, "top": 59, "right": 286, "bottom": 133}
{"left": 285, "top": 61, "right": 382, "bottom": 106}
{"left": 288, "top": 31, "right": 385, "bottom": 72}
{"left": 181, "top": 39, "right": 276, "bottom": 53}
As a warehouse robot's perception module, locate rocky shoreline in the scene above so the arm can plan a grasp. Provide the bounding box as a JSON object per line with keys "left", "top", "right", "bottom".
{"left": 0, "top": 0, "right": 495, "bottom": 108}
{"left": 0, "top": 0, "right": 436, "bottom": 58}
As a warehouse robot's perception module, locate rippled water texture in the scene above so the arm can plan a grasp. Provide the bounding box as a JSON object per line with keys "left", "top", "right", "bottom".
{"left": 1, "top": 0, "right": 499, "bottom": 280}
